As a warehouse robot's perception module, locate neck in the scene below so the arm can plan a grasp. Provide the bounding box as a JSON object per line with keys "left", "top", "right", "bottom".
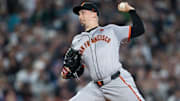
{"left": 85, "top": 22, "right": 99, "bottom": 31}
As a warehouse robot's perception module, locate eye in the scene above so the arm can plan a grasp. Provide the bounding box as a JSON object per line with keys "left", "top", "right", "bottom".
{"left": 79, "top": 11, "right": 84, "bottom": 15}
{"left": 81, "top": 11, "right": 85, "bottom": 14}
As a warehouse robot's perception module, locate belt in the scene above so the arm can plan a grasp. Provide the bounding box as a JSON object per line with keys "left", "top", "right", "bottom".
{"left": 94, "top": 71, "right": 120, "bottom": 87}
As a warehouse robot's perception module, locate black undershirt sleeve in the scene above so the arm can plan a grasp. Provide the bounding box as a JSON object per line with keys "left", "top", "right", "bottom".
{"left": 129, "top": 10, "right": 145, "bottom": 38}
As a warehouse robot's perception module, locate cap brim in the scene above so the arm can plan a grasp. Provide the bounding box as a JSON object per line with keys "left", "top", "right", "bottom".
{"left": 73, "top": 6, "right": 85, "bottom": 15}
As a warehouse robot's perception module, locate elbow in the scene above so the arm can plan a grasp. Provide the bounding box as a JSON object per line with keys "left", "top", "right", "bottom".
{"left": 131, "top": 25, "right": 145, "bottom": 38}
{"left": 141, "top": 25, "right": 145, "bottom": 34}
{"left": 139, "top": 27, "right": 145, "bottom": 35}
{"left": 137, "top": 23, "right": 145, "bottom": 35}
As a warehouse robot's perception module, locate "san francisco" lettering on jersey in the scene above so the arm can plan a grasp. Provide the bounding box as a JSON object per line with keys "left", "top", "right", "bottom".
{"left": 79, "top": 35, "right": 111, "bottom": 54}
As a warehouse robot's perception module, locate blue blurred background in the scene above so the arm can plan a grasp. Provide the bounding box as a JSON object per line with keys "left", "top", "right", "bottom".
{"left": 0, "top": 0, "right": 179, "bottom": 101}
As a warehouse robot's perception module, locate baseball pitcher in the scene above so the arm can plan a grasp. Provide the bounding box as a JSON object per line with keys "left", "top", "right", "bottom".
{"left": 61, "top": 1, "right": 145, "bottom": 101}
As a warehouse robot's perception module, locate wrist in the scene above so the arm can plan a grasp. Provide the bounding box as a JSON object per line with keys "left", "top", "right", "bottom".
{"left": 129, "top": 10, "right": 136, "bottom": 13}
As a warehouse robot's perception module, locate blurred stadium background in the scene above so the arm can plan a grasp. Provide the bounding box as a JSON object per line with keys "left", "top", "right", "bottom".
{"left": 0, "top": 0, "right": 179, "bottom": 101}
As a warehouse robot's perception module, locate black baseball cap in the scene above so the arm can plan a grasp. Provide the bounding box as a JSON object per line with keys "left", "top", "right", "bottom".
{"left": 73, "top": 2, "right": 99, "bottom": 16}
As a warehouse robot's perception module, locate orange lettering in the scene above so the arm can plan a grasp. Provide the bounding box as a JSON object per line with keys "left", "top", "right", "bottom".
{"left": 107, "top": 38, "right": 111, "bottom": 43}
{"left": 84, "top": 42, "right": 87, "bottom": 48}
{"left": 94, "top": 37, "right": 98, "bottom": 42}
{"left": 91, "top": 38, "right": 96, "bottom": 43}
{"left": 102, "top": 35, "right": 105, "bottom": 41}
{"left": 105, "top": 36, "right": 108, "bottom": 42}
{"left": 97, "top": 35, "right": 101, "bottom": 40}
{"left": 80, "top": 35, "right": 111, "bottom": 55}
{"left": 87, "top": 41, "right": 90, "bottom": 47}
{"left": 79, "top": 46, "right": 85, "bottom": 54}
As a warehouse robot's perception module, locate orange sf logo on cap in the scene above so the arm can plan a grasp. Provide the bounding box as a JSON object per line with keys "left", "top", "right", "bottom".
{"left": 81, "top": 2, "right": 85, "bottom": 6}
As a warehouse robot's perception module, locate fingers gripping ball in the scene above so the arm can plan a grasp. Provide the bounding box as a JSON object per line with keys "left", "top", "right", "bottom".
{"left": 118, "top": 2, "right": 135, "bottom": 12}
{"left": 119, "top": 2, "right": 126, "bottom": 9}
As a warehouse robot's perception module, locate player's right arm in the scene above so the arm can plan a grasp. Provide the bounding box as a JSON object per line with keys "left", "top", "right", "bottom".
{"left": 128, "top": 10, "right": 145, "bottom": 38}
{"left": 115, "top": 2, "right": 145, "bottom": 41}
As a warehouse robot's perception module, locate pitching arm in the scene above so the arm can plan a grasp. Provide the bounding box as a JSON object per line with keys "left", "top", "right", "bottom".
{"left": 129, "top": 10, "right": 145, "bottom": 38}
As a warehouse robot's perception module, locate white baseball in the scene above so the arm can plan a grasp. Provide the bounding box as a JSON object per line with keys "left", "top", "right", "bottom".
{"left": 119, "top": 3, "right": 126, "bottom": 9}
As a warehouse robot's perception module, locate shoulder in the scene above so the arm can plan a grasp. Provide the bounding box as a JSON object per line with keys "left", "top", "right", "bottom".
{"left": 106, "top": 24, "right": 130, "bottom": 27}
{"left": 71, "top": 33, "right": 85, "bottom": 50}
{"left": 105, "top": 24, "right": 119, "bottom": 28}
{"left": 103, "top": 24, "right": 121, "bottom": 30}
{"left": 106, "top": 24, "right": 130, "bottom": 30}
{"left": 72, "top": 33, "right": 83, "bottom": 44}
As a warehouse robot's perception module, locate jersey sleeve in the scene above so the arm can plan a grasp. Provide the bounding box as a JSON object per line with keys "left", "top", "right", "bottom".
{"left": 71, "top": 34, "right": 82, "bottom": 50}
{"left": 110, "top": 24, "right": 131, "bottom": 42}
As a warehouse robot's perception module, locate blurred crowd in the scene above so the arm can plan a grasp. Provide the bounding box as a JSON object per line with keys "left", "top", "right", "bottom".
{"left": 0, "top": 0, "right": 179, "bottom": 101}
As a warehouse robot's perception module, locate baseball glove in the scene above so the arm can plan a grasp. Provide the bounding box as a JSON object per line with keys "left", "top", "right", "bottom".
{"left": 61, "top": 48, "right": 84, "bottom": 79}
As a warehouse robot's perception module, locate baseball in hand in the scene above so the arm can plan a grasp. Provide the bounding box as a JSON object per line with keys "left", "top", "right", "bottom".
{"left": 119, "top": 3, "right": 126, "bottom": 9}
{"left": 118, "top": 2, "right": 135, "bottom": 12}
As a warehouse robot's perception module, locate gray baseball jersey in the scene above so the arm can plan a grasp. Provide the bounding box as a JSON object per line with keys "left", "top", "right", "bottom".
{"left": 70, "top": 24, "right": 145, "bottom": 101}
{"left": 72, "top": 24, "right": 131, "bottom": 80}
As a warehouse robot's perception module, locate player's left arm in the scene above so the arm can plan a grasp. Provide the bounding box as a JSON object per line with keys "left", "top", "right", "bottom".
{"left": 61, "top": 35, "right": 86, "bottom": 79}
{"left": 118, "top": 2, "right": 145, "bottom": 38}
{"left": 61, "top": 48, "right": 84, "bottom": 79}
